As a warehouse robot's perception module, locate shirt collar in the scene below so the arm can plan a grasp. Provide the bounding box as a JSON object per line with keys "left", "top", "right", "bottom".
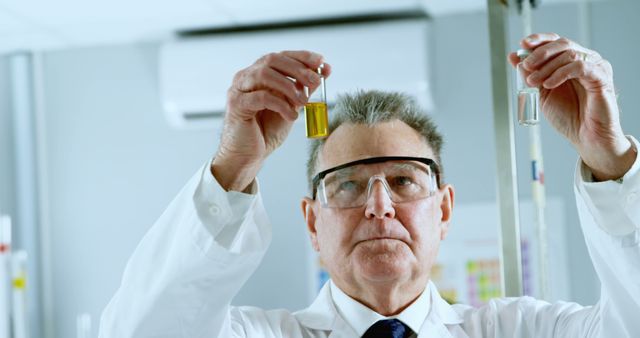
{"left": 329, "top": 280, "right": 431, "bottom": 336}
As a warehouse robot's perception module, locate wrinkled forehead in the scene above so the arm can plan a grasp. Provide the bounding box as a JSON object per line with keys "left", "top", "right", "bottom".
{"left": 318, "top": 121, "right": 434, "bottom": 172}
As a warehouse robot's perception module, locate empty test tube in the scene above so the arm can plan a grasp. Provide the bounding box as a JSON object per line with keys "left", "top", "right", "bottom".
{"left": 516, "top": 49, "right": 540, "bottom": 126}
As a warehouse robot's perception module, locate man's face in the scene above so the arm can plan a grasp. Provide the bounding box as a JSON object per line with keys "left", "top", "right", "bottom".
{"left": 302, "top": 120, "right": 454, "bottom": 295}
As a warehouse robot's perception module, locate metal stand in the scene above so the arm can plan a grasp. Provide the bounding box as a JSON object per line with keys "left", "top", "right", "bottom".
{"left": 10, "top": 52, "right": 44, "bottom": 338}
{"left": 486, "top": 0, "right": 524, "bottom": 298}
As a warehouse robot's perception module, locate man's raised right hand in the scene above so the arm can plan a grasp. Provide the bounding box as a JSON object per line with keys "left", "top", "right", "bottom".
{"left": 211, "top": 50, "right": 331, "bottom": 192}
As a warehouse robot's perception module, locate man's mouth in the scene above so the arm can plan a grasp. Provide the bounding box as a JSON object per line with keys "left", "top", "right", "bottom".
{"left": 359, "top": 237, "right": 403, "bottom": 244}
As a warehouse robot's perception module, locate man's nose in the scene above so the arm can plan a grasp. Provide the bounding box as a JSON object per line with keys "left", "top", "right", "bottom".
{"left": 364, "top": 179, "right": 396, "bottom": 219}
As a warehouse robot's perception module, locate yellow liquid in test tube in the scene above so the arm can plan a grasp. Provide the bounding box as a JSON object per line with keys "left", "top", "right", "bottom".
{"left": 304, "top": 102, "right": 328, "bottom": 138}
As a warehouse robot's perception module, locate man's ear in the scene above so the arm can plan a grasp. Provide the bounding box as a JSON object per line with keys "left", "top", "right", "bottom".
{"left": 439, "top": 184, "right": 455, "bottom": 240}
{"left": 301, "top": 197, "right": 320, "bottom": 251}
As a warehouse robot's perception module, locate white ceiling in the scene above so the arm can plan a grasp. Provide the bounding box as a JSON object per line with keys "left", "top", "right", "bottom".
{"left": 0, "top": 0, "right": 591, "bottom": 55}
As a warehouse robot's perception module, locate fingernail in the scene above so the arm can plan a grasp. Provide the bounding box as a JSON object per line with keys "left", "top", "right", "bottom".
{"left": 525, "top": 36, "right": 536, "bottom": 44}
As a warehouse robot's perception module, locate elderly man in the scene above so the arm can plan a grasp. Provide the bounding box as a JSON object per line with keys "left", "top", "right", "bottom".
{"left": 100, "top": 33, "right": 639, "bottom": 337}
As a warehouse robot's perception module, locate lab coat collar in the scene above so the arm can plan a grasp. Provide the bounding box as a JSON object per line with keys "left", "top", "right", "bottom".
{"left": 294, "top": 282, "right": 358, "bottom": 337}
{"left": 427, "top": 280, "right": 463, "bottom": 324}
{"left": 417, "top": 281, "right": 464, "bottom": 337}
{"left": 294, "top": 280, "right": 463, "bottom": 337}
{"left": 294, "top": 282, "right": 345, "bottom": 331}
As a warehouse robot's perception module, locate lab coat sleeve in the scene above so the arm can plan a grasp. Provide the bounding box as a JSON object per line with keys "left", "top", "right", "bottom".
{"left": 573, "top": 135, "right": 640, "bottom": 337}
{"left": 98, "top": 160, "right": 272, "bottom": 338}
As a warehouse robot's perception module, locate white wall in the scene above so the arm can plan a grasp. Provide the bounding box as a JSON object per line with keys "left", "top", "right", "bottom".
{"left": 27, "top": 1, "right": 640, "bottom": 337}
{"left": 591, "top": 1, "right": 640, "bottom": 136}
{"left": 39, "top": 43, "right": 214, "bottom": 338}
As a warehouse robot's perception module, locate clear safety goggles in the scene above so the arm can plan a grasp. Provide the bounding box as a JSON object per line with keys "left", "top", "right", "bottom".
{"left": 312, "top": 156, "right": 440, "bottom": 209}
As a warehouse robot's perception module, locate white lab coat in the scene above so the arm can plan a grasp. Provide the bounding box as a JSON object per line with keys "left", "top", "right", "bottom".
{"left": 99, "top": 138, "right": 640, "bottom": 338}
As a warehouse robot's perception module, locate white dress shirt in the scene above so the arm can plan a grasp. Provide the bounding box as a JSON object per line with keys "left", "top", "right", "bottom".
{"left": 330, "top": 280, "right": 431, "bottom": 336}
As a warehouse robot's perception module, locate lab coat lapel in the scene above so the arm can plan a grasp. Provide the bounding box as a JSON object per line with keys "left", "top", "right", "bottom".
{"left": 294, "top": 282, "right": 359, "bottom": 337}
{"left": 418, "top": 281, "right": 467, "bottom": 338}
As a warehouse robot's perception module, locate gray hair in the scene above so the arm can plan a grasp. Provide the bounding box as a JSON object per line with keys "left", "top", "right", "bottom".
{"left": 306, "top": 90, "right": 444, "bottom": 193}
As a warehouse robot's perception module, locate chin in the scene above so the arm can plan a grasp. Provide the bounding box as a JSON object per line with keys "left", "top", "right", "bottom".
{"left": 359, "top": 263, "right": 411, "bottom": 283}
{"left": 354, "top": 240, "right": 413, "bottom": 282}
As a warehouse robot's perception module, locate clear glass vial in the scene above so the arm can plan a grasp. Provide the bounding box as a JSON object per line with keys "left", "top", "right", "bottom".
{"left": 304, "top": 64, "right": 329, "bottom": 138}
{"left": 516, "top": 49, "right": 540, "bottom": 126}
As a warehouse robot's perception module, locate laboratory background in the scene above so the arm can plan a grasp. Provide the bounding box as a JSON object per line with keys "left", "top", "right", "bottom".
{"left": 0, "top": 0, "right": 639, "bottom": 337}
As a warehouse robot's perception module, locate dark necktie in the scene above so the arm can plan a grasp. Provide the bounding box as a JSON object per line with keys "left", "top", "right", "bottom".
{"left": 362, "top": 319, "right": 414, "bottom": 338}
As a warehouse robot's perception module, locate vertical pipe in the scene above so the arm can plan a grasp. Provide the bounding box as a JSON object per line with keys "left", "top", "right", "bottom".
{"left": 577, "top": 0, "right": 592, "bottom": 48}
{"left": 32, "top": 51, "right": 55, "bottom": 338}
{"left": 530, "top": 126, "right": 549, "bottom": 299}
{"left": 487, "top": 0, "right": 524, "bottom": 297}
{"left": 519, "top": 0, "right": 550, "bottom": 301}
{"left": 10, "top": 52, "right": 43, "bottom": 338}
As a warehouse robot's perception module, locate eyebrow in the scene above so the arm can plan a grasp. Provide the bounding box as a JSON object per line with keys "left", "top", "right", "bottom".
{"left": 324, "top": 161, "right": 429, "bottom": 185}
{"left": 388, "top": 161, "right": 428, "bottom": 172}
{"left": 323, "top": 166, "right": 357, "bottom": 185}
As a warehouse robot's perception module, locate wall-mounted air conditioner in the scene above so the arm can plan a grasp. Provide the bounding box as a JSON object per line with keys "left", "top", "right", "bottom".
{"left": 159, "top": 18, "right": 434, "bottom": 130}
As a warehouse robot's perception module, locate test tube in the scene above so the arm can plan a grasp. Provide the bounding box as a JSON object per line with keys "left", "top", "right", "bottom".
{"left": 516, "top": 49, "right": 540, "bottom": 126}
{"left": 304, "top": 64, "right": 328, "bottom": 138}
{"left": 11, "top": 251, "right": 28, "bottom": 338}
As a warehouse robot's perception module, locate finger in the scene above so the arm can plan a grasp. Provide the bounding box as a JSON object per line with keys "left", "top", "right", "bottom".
{"left": 280, "top": 50, "right": 325, "bottom": 70}
{"left": 259, "top": 52, "right": 322, "bottom": 88}
{"left": 523, "top": 37, "right": 583, "bottom": 71}
{"left": 510, "top": 52, "right": 535, "bottom": 83}
{"left": 524, "top": 38, "right": 597, "bottom": 70}
{"left": 293, "top": 80, "right": 306, "bottom": 94}
{"left": 306, "top": 62, "right": 332, "bottom": 94}
{"left": 320, "top": 62, "right": 332, "bottom": 78}
{"left": 234, "top": 66, "right": 306, "bottom": 105}
{"left": 527, "top": 49, "right": 581, "bottom": 87}
{"left": 230, "top": 89, "right": 298, "bottom": 122}
{"left": 280, "top": 51, "right": 333, "bottom": 91}
{"left": 521, "top": 32, "right": 561, "bottom": 49}
{"left": 508, "top": 52, "right": 520, "bottom": 68}
{"left": 541, "top": 59, "right": 607, "bottom": 90}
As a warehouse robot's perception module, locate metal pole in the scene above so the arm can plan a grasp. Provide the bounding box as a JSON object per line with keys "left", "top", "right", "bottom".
{"left": 10, "top": 52, "right": 43, "bottom": 338}
{"left": 486, "top": 0, "right": 524, "bottom": 297}
{"left": 519, "top": 0, "right": 550, "bottom": 301}
{"left": 28, "top": 50, "right": 56, "bottom": 338}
